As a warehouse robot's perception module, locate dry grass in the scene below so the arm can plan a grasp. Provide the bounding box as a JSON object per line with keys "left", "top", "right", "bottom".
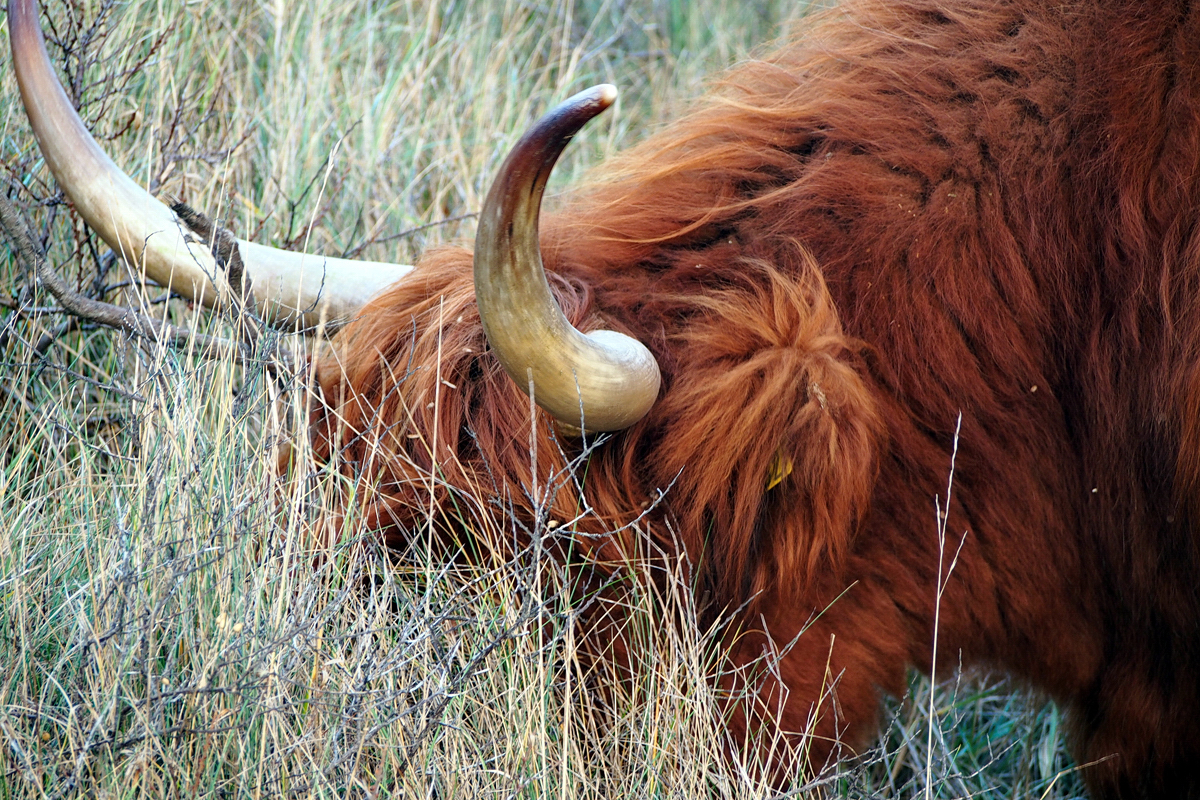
{"left": 0, "top": 0, "right": 1087, "bottom": 797}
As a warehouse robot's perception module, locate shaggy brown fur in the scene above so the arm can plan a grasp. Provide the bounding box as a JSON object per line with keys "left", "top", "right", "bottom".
{"left": 310, "top": 1, "right": 1200, "bottom": 796}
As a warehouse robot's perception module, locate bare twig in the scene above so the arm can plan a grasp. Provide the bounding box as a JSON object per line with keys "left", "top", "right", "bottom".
{"left": 0, "top": 194, "right": 292, "bottom": 372}
{"left": 171, "top": 200, "right": 267, "bottom": 351}
{"left": 339, "top": 211, "right": 480, "bottom": 260}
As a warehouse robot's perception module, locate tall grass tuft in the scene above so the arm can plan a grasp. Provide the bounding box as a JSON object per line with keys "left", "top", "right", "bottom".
{"left": 1, "top": 0, "right": 1086, "bottom": 796}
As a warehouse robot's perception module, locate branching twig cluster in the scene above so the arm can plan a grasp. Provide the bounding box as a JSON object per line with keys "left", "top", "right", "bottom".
{"left": 0, "top": 195, "right": 283, "bottom": 369}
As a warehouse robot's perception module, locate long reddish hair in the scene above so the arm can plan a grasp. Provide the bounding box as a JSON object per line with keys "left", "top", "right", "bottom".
{"left": 311, "top": 1, "right": 1200, "bottom": 795}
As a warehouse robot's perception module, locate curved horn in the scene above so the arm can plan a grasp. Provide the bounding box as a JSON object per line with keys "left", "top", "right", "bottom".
{"left": 9, "top": 0, "right": 411, "bottom": 328}
{"left": 474, "top": 85, "right": 661, "bottom": 432}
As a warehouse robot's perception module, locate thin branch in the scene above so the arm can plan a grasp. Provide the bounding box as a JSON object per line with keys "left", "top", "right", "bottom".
{"left": 340, "top": 212, "right": 479, "bottom": 260}
{"left": 0, "top": 194, "right": 291, "bottom": 372}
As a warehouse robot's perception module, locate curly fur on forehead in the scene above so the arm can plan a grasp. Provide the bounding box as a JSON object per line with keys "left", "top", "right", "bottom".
{"left": 311, "top": 1, "right": 1200, "bottom": 795}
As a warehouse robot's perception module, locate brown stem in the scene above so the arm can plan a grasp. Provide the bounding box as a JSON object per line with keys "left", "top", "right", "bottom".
{"left": 0, "top": 193, "right": 293, "bottom": 373}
